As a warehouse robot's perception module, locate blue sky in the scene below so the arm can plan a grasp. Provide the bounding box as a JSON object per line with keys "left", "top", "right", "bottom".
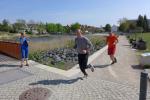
{"left": 0, "top": 0, "right": 150, "bottom": 26}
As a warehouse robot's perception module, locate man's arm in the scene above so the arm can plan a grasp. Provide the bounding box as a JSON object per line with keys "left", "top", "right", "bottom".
{"left": 85, "top": 37, "right": 93, "bottom": 51}
{"left": 106, "top": 36, "right": 108, "bottom": 45}
{"left": 114, "top": 36, "right": 119, "bottom": 45}
{"left": 116, "top": 36, "right": 119, "bottom": 43}
{"left": 20, "top": 38, "right": 23, "bottom": 44}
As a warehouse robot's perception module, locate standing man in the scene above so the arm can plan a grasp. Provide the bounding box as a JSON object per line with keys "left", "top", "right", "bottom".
{"left": 74, "top": 29, "right": 94, "bottom": 78}
{"left": 20, "top": 32, "right": 29, "bottom": 68}
{"left": 106, "top": 32, "right": 118, "bottom": 65}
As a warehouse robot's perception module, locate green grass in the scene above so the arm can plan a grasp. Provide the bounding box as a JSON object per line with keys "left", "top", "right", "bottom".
{"left": 128, "top": 33, "right": 150, "bottom": 53}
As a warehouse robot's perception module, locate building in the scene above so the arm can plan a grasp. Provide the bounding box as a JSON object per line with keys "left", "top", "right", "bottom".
{"left": 80, "top": 25, "right": 104, "bottom": 33}
{"left": 111, "top": 25, "right": 118, "bottom": 32}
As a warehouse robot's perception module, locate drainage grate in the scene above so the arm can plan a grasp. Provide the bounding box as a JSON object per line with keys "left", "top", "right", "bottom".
{"left": 19, "top": 87, "right": 52, "bottom": 100}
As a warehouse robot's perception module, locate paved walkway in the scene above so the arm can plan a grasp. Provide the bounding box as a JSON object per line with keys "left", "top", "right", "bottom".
{"left": 0, "top": 36, "right": 149, "bottom": 100}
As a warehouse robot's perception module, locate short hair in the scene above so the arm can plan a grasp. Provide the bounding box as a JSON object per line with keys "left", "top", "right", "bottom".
{"left": 20, "top": 32, "right": 24, "bottom": 35}
{"left": 76, "top": 29, "right": 83, "bottom": 34}
{"left": 20, "top": 32, "right": 26, "bottom": 36}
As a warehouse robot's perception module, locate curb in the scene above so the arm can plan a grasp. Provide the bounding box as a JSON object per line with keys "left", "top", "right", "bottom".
{"left": 30, "top": 45, "right": 108, "bottom": 77}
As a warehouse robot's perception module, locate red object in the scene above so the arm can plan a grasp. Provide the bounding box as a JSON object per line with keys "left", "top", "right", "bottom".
{"left": 0, "top": 41, "right": 21, "bottom": 59}
{"left": 108, "top": 45, "right": 116, "bottom": 55}
{"left": 107, "top": 34, "right": 118, "bottom": 55}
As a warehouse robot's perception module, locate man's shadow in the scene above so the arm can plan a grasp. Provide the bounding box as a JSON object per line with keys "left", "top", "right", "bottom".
{"left": 0, "top": 64, "right": 19, "bottom": 67}
{"left": 29, "top": 77, "right": 83, "bottom": 86}
{"left": 93, "top": 64, "right": 110, "bottom": 68}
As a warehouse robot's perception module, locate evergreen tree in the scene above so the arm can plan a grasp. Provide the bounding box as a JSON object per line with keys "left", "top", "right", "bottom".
{"left": 0, "top": 19, "right": 11, "bottom": 32}
{"left": 143, "top": 15, "right": 149, "bottom": 32}
{"left": 137, "top": 15, "right": 144, "bottom": 29}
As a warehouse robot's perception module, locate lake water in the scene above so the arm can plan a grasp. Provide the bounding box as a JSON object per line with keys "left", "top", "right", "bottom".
{"left": 14, "top": 35, "right": 76, "bottom": 43}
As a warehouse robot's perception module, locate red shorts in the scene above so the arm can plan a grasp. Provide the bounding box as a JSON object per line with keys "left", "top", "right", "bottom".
{"left": 108, "top": 45, "right": 116, "bottom": 55}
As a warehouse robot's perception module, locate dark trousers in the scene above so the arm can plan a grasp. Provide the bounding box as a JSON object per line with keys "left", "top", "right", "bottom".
{"left": 78, "top": 53, "right": 88, "bottom": 75}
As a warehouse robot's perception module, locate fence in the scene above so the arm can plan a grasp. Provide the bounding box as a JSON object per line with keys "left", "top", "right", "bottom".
{"left": 139, "top": 72, "right": 150, "bottom": 100}
{"left": 0, "top": 41, "right": 21, "bottom": 59}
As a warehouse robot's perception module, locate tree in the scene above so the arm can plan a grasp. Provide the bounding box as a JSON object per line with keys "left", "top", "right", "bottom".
{"left": 0, "top": 19, "right": 11, "bottom": 32}
{"left": 37, "top": 22, "right": 46, "bottom": 34}
{"left": 56, "top": 23, "right": 64, "bottom": 33}
{"left": 2, "top": 19, "right": 9, "bottom": 26}
{"left": 104, "top": 24, "right": 111, "bottom": 32}
{"left": 46, "top": 23, "right": 58, "bottom": 33}
{"left": 64, "top": 25, "right": 71, "bottom": 33}
{"left": 137, "top": 15, "right": 144, "bottom": 28}
{"left": 70, "top": 22, "right": 81, "bottom": 32}
{"left": 119, "top": 22, "right": 129, "bottom": 32}
{"left": 118, "top": 18, "right": 128, "bottom": 25}
{"left": 12, "top": 19, "right": 27, "bottom": 33}
{"left": 136, "top": 14, "right": 149, "bottom": 32}
{"left": 0, "top": 23, "right": 2, "bottom": 31}
{"left": 129, "top": 22, "right": 137, "bottom": 32}
{"left": 27, "top": 20, "right": 38, "bottom": 33}
{"left": 143, "top": 15, "right": 149, "bottom": 32}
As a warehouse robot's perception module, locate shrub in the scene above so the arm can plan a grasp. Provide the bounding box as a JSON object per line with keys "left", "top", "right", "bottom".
{"left": 90, "top": 36, "right": 105, "bottom": 46}
{"left": 66, "top": 40, "right": 75, "bottom": 48}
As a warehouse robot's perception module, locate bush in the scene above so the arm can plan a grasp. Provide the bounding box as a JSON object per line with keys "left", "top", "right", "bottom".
{"left": 90, "top": 36, "right": 105, "bottom": 46}
{"left": 29, "top": 51, "right": 43, "bottom": 62}
{"left": 26, "top": 31, "right": 32, "bottom": 34}
{"left": 66, "top": 40, "right": 75, "bottom": 48}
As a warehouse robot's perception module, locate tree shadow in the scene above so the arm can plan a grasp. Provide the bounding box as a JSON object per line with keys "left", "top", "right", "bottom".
{"left": 29, "top": 77, "right": 83, "bottom": 86}
{"left": 0, "top": 64, "right": 19, "bottom": 67}
{"left": 94, "top": 64, "right": 110, "bottom": 68}
{"left": 131, "top": 65, "right": 143, "bottom": 70}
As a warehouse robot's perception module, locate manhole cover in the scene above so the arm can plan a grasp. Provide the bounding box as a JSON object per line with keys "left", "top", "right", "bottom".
{"left": 19, "top": 87, "right": 52, "bottom": 100}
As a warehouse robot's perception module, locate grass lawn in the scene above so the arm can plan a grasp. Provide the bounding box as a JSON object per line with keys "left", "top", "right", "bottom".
{"left": 128, "top": 33, "right": 150, "bottom": 53}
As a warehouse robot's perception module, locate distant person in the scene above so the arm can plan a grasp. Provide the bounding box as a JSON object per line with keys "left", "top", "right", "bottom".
{"left": 106, "top": 32, "right": 118, "bottom": 65}
{"left": 74, "top": 29, "right": 94, "bottom": 78}
{"left": 20, "top": 32, "right": 29, "bottom": 67}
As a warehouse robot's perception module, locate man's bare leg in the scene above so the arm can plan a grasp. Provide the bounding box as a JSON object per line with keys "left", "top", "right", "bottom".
{"left": 110, "top": 55, "right": 116, "bottom": 64}
{"left": 20, "top": 59, "right": 24, "bottom": 68}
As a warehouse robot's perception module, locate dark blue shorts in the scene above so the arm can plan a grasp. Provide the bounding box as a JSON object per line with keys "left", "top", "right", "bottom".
{"left": 21, "top": 46, "right": 28, "bottom": 59}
